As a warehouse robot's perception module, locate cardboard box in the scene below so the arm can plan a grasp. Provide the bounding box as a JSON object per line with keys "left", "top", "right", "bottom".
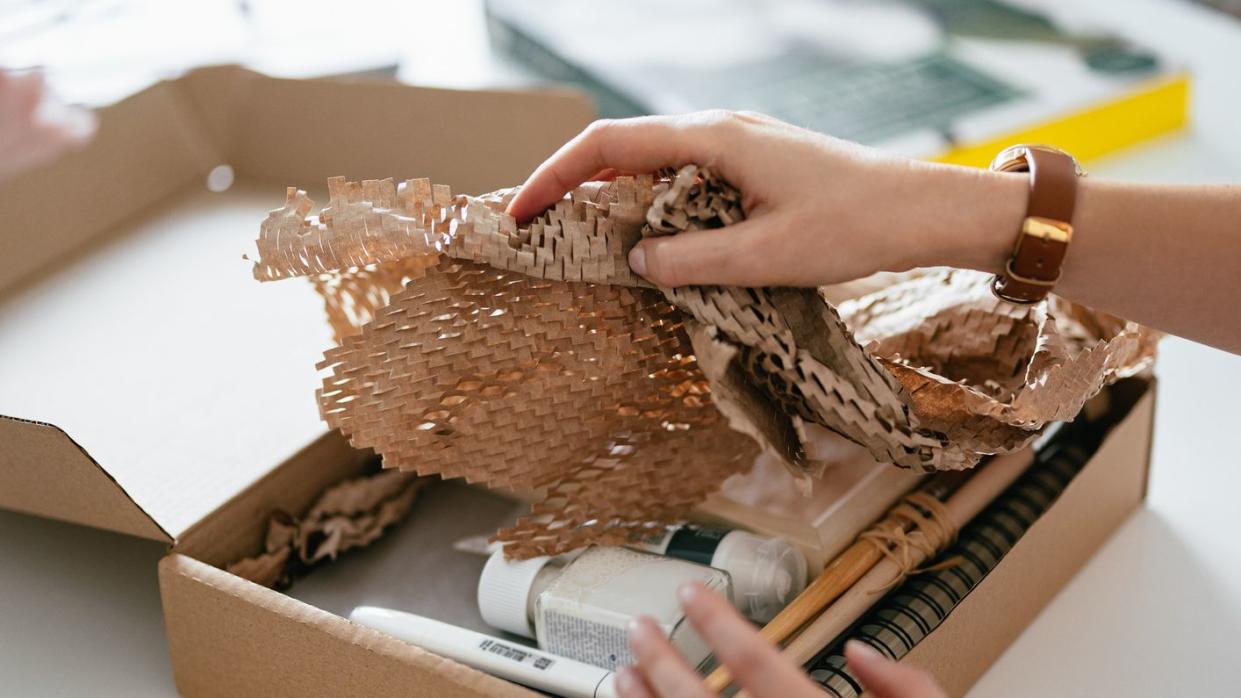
{"left": 0, "top": 66, "right": 1156, "bottom": 697}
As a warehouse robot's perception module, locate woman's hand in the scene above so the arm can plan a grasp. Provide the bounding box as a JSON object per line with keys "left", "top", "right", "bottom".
{"left": 0, "top": 69, "right": 96, "bottom": 181}
{"left": 615, "top": 581, "right": 947, "bottom": 698}
{"left": 507, "top": 111, "right": 1026, "bottom": 289}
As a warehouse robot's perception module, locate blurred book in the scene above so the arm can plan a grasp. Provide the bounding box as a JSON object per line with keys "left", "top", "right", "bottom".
{"left": 485, "top": 0, "right": 1188, "bottom": 166}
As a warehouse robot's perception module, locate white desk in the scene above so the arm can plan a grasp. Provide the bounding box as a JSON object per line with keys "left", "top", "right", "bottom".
{"left": 2, "top": 0, "right": 1240, "bottom": 695}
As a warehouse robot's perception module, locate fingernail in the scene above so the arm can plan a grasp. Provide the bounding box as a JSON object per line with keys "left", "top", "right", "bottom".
{"left": 627, "top": 616, "right": 655, "bottom": 648}
{"left": 628, "top": 245, "right": 647, "bottom": 276}
{"left": 614, "top": 666, "right": 641, "bottom": 694}
{"left": 845, "top": 640, "right": 884, "bottom": 667}
{"left": 677, "top": 580, "right": 704, "bottom": 607}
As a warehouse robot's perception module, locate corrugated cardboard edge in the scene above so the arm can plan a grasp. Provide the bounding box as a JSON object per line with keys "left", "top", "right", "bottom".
{"left": 221, "top": 69, "right": 597, "bottom": 193}
{"left": 159, "top": 554, "right": 537, "bottom": 697}
{"left": 886, "top": 383, "right": 1156, "bottom": 697}
{"left": 0, "top": 415, "right": 170, "bottom": 542}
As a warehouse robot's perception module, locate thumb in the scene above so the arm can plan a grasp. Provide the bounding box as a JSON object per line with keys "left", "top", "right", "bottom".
{"left": 628, "top": 218, "right": 772, "bottom": 288}
{"left": 844, "top": 640, "right": 949, "bottom": 698}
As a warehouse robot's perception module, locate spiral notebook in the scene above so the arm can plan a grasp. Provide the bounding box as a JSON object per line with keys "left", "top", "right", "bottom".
{"left": 801, "top": 379, "right": 1150, "bottom": 696}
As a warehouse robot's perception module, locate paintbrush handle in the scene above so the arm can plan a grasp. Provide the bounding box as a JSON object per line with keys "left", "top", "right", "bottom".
{"left": 703, "top": 542, "right": 881, "bottom": 693}
{"left": 763, "top": 543, "right": 882, "bottom": 643}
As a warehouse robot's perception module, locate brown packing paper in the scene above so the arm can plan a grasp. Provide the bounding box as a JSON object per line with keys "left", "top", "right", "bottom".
{"left": 228, "top": 467, "right": 431, "bottom": 588}
{"left": 250, "top": 166, "right": 1156, "bottom": 558}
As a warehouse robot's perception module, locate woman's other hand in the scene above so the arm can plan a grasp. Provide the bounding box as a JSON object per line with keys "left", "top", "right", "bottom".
{"left": 615, "top": 581, "right": 948, "bottom": 698}
{"left": 0, "top": 69, "right": 96, "bottom": 181}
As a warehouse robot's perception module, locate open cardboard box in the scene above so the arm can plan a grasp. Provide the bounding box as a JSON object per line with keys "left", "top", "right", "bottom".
{"left": 0, "top": 66, "right": 1156, "bottom": 697}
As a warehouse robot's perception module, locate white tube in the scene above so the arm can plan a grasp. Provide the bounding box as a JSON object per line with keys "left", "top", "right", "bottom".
{"left": 350, "top": 606, "right": 619, "bottom": 698}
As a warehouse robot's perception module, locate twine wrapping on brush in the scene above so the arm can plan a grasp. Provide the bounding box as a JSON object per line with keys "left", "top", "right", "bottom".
{"left": 858, "top": 491, "right": 962, "bottom": 591}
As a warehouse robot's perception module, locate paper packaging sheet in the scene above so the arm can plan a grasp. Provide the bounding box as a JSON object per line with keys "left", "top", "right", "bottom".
{"left": 249, "top": 164, "right": 1157, "bottom": 559}
{"left": 281, "top": 478, "right": 529, "bottom": 639}
{"left": 227, "top": 467, "right": 431, "bottom": 589}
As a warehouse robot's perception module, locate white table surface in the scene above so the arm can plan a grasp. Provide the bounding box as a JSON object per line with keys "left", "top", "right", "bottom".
{"left": 2, "top": 0, "right": 1240, "bottom": 695}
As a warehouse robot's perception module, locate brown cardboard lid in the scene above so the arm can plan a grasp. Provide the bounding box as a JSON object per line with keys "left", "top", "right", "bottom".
{"left": 0, "top": 65, "right": 594, "bottom": 543}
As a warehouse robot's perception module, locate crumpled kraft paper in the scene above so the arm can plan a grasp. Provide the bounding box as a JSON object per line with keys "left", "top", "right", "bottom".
{"left": 248, "top": 166, "right": 1156, "bottom": 559}
{"left": 227, "top": 469, "right": 430, "bottom": 588}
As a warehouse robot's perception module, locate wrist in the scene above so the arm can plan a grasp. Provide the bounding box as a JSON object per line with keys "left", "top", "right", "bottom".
{"left": 911, "top": 165, "right": 1027, "bottom": 274}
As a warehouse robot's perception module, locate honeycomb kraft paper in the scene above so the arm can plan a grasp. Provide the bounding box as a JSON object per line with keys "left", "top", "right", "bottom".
{"left": 249, "top": 165, "right": 1156, "bottom": 559}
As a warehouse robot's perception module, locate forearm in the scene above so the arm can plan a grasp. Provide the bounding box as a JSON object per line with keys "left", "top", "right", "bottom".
{"left": 1063, "top": 179, "right": 1241, "bottom": 352}
{"left": 929, "top": 168, "right": 1241, "bottom": 353}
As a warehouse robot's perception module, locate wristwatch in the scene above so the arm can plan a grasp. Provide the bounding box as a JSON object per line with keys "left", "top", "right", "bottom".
{"left": 989, "top": 145, "right": 1084, "bottom": 305}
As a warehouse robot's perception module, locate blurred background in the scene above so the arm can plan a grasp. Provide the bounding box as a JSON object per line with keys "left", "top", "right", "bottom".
{"left": 2, "top": 0, "right": 1231, "bottom": 162}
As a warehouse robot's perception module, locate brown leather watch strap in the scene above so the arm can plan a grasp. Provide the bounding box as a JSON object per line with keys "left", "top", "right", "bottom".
{"left": 989, "top": 145, "right": 1082, "bottom": 304}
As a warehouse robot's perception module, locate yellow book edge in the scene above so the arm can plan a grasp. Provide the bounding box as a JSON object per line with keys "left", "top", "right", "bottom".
{"left": 931, "top": 72, "right": 1191, "bottom": 168}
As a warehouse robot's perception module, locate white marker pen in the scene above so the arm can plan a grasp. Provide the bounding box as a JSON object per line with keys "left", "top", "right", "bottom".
{"left": 350, "top": 606, "right": 619, "bottom": 698}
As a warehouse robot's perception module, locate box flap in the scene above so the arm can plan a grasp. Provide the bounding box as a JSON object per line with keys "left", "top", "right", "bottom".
{"left": 0, "top": 416, "right": 169, "bottom": 542}
{"left": 0, "top": 66, "right": 595, "bottom": 542}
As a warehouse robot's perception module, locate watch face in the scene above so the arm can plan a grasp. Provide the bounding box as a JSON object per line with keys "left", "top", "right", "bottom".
{"left": 990, "top": 144, "right": 1086, "bottom": 176}
{"left": 989, "top": 144, "right": 1032, "bottom": 172}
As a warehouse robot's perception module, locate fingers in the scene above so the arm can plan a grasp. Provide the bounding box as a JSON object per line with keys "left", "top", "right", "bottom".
{"left": 625, "top": 616, "right": 713, "bottom": 698}
{"left": 623, "top": 589, "right": 947, "bottom": 698}
{"left": 845, "top": 640, "right": 948, "bottom": 698}
{"left": 614, "top": 666, "right": 655, "bottom": 698}
{"left": 678, "top": 581, "right": 818, "bottom": 696}
{"left": 0, "top": 70, "right": 95, "bottom": 179}
{"left": 628, "top": 218, "right": 777, "bottom": 288}
{"left": 588, "top": 168, "right": 635, "bottom": 182}
{"left": 506, "top": 110, "right": 809, "bottom": 288}
{"left": 507, "top": 112, "right": 740, "bottom": 222}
